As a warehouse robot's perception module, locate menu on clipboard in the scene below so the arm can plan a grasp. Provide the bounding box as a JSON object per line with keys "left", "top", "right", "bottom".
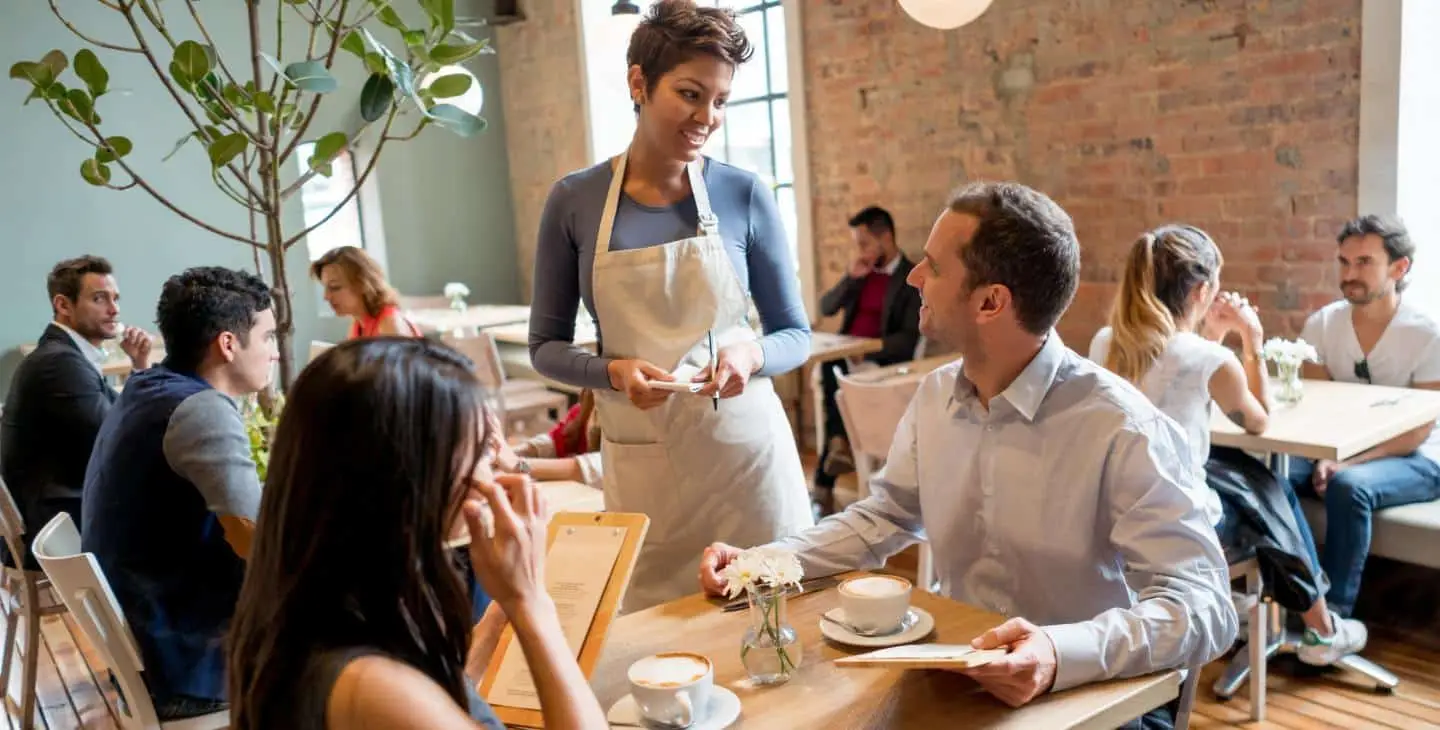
{"left": 835, "top": 644, "right": 1008, "bottom": 670}
{"left": 480, "top": 512, "right": 648, "bottom": 727}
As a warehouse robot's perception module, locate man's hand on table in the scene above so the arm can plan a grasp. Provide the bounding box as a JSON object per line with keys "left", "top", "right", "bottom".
{"left": 956, "top": 617, "right": 1057, "bottom": 708}
{"left": 698, "top": 541, "right": 744, "bottom": 596}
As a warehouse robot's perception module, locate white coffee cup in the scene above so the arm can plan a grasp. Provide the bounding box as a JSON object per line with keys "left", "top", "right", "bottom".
{"left": 838, "top": 574, "right": 913, "bottom": 634}
{"left": 627, "top": 651, "right": 713, "bottom": 728}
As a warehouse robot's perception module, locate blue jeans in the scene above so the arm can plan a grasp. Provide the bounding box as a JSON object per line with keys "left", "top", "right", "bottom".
{"left": 1288, "top": 453, "right": 1440, "bottom": 616}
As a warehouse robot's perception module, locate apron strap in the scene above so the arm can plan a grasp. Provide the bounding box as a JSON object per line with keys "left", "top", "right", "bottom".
{"left": 596, "top": 152, "right": 720, "bottom": 257}
{"left": 686, "top": 159, "right": 719, "bottom": 237}
{"left": 595, "top": 151, "right": 628, "bottom": 256}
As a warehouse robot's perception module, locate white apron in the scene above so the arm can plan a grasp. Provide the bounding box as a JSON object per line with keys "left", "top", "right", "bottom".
{"left": 591, "top": 152, "right": 814, "bottom": 612}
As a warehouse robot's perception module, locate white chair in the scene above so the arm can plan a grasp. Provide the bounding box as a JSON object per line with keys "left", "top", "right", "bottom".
{"left": 31, "top": 514, "right": 228, "bottom": 730}
{"left": 833, "top": 367, "right": 935, "bottom": 592}
{"left": 444, "top": 332, "right": 569, "bottom": 438}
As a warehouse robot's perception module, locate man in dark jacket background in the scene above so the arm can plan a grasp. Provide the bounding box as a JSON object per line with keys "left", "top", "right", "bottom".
{"left": 813, "top": 207, "right": 922, "bottom": 501}
{"left": 1, "top": 255, "right": 151, "bottom": 564}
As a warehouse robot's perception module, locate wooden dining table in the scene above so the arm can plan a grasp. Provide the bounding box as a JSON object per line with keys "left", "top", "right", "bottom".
{"left": 588, "top": 571, "right": 1180, "bottom": 729}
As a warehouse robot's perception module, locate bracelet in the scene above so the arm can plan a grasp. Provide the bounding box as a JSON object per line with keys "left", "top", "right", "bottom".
{"left": 515, "top": 458, "right": 532, "bottom": 475}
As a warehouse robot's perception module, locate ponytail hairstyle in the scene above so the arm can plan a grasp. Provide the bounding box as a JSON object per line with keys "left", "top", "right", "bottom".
{"left": 1104, "top": 224, "right": 1223, "bottom": 383}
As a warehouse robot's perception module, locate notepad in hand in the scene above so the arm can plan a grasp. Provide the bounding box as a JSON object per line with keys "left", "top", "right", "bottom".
{"left": 834, "top": 644, "right": 1008, "bottom": 670}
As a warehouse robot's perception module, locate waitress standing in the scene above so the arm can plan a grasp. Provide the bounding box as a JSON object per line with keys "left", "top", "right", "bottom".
{"left": 528, "top": 0, "right": 814, "bottom": 611}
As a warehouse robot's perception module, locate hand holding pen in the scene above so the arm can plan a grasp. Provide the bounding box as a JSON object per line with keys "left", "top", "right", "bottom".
{"left": 708, "top": 330, "right": 719, "bottom": 411}
{"left": 694, "top": 338, "right": 763, "bottom": 402}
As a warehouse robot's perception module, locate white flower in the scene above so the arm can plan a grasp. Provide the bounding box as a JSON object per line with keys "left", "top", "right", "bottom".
{"left": 1261, "top": 337, "right": 1319, "bottom": 366}
{"left": 443, "top": 282, "right": 470, "bottom": 299}
{"left": 721, "top": 547, "right": 804, "bottom": 599}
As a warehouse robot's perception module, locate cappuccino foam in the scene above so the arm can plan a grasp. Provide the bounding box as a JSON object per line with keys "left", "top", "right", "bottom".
{"left": 841, "top": 576, "right": 910, "bottom": 598}
{"left": 628, "top": 652, "right": 710, "bottom": 689}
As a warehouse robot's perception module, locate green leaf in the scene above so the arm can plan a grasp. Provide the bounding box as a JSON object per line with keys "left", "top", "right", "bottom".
{"left": 95, "top": 135, "right": 132, "bottom": 163}
{"left": 426, "top": 103, "right": 485, "bottom": 137}
{"left": 282, "top": 61, "right": 338, "bottom": 93}
{"left": 253, "top": 91, "right": 276, "bottom": 114}
{"left": 40, "top": 50, "right": 68, "bottom": 81}
{"left": 202, "top": 125, "right": 225, "bottom": 142}
{"left": 402, "top": 30, "right": 426, "bottom": 47}
{"left": 310, "top": 131, "right": 347, "bottom": 171}
{"left": 172, "top": 41, "right": 215, "bottom": 81}
{"left": 10, "top": 61, "right": 55, "bottom": 90}
{"left": 258, "top": 52, "right": 286, "bottom": 79}
{"left": 358, "top": 28, "right": 417, "bottom": 101}
{"left": 168, "top": 61, "right": 194, "bottom": 92}
{"left": 363, "top": 52, "right": 386, "bottom": 75}
{"left": 289, "top": 111, "right": 307, "bottom": 130}
{"left": 195, "top": 72, "right": 223, "bottom": 104}
{"left": 222, "top": 82, "right": 250, "bottom": 109}
{"left": 426, "top": 72, "right": 471, "bottom": 98}
{"left": 359, "top": 73, "right": 394, "bottom": 122}
{"left": 80, "top": 158, "right": 111, "bottom": 186}
{"left": 429, "top": 41, "right": 487, "bottom": 66}
{"left": 377, "top": 6, "right": 406, "bottom": 30}
{"left": 60, "top": 89, "right": 96, "bottom": 125}
{"left": 340, "top": 31, "right": 366, "bottom": 60}
{"left": 207, "top": 132, "right": 247, "bottom": 168}
{"left": 73, "top": 50, "right": 109, "bottom": 97}
{"left": 163, "top": 131, "right": 198, "bottom": 162}
{"left": 419, "top": 0, "right": 454, "bottom": 34}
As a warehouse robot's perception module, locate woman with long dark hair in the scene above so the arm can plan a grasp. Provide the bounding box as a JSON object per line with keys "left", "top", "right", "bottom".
{"left": 227, "top": 337, "right": 606, "bottom": 728}
{"left": 1089, "top": 224, "right": 1366, "bottom": 666}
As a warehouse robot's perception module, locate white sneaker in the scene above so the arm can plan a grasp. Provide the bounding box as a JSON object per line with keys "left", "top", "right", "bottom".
{"left": 1297, "top": 612, "right": 1368, "bottom": 666}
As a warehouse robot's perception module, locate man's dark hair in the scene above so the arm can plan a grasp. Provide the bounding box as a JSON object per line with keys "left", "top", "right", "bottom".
{"left": 848, "top": 206, "right": 895, "bottom": 237}
{"left": 1337, "top": 214, "right": 1415, "bottom": 291}
{"left": 946, "top": 182, "right": 1080, "bottom": 335}
{"left": 47, "top": 255, "right": 113, "bottom": 309}
{"left": 156, "top": 267, "right": 273, "bottom": 372}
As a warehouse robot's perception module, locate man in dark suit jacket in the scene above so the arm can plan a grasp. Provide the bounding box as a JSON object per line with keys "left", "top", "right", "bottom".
{"left": 1, "top": 255, "right": 151, "bottom": 565}
{"left": 813, "top": 207, "right": 922, "bottom": 496}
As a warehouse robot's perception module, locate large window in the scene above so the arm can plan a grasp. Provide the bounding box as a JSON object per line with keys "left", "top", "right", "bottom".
{"left": 579, "top": 0, "right": 801, "bottom": 268}
{"left": 295, "top": 141, "right": 368, "bottom": 262}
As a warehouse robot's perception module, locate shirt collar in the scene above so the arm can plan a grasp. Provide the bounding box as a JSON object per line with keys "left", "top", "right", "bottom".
{"left": 52, "top": 322, "right": 108, "bottom": 372}
{"left": 952, "top": 331, "right": 1066, "bottom": 422}
{"left": 877, "top": 254, "right": 902, "bottom": 276}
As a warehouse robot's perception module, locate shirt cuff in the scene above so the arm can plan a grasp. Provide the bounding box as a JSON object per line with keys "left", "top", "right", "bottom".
{"left": 1042, "top": 621, "right": 1103, "bottom": 693}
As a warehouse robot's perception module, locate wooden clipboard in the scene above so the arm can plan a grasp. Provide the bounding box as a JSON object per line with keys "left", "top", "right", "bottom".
{"left": 479, "top": 511, "right": 648, "bottom": 728}
{"left": 835, "top": 644, "right": 1008, "bottom": 670}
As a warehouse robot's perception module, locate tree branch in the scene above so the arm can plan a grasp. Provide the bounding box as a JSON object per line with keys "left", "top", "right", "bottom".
{"left": 279, "top": 117, "right": 380, "bottom": 200}
{"left": 213, "top": 169, "right": 269, "bottom": 214}
{"left": 47, "top": 0, "right": 143, "bottom": 53}
{"left": 283, "top": 108, "right": 396, "bottom": 249}
{"left": 276, "top": 0, "right": 349, "bottom": 169}
{"left": 133, "top": 0, "right": 180, "bottom": 51}
{"left": 182, "top": 2, "right": 243, "bottom": 90}
{"left": 383, "top": 115, "right": 428, "bottom": 142}
{"left": 115, "top": 0, "right": 272, "bottom": 210}
{"left": 50, "top": 101, "right": 259, "bottom": 247}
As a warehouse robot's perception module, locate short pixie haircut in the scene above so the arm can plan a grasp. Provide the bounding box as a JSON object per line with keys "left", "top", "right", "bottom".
{"left": 626, "top": 0, "right": 753, "bottom": 113}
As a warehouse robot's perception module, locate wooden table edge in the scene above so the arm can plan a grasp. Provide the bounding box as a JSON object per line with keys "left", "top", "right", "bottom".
{"left": 1068, "top": 670, "right": 1181, "bottom": 730}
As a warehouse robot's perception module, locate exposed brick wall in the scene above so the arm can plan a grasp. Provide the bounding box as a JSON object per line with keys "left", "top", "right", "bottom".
{"left": 494, "top": 0, "right": 589, "bottom": 301}
{"left": 804, "top": 0, "right": 1361, "bottom": 347}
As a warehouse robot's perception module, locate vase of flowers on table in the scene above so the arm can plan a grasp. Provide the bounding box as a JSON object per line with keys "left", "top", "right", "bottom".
{"left": 444, "top": 281, "right": 471, "bottom": 312}
{"left": 1261, "top": 337, "right": 1319, "bottom": 406}
{"left": 722, "top": 546, "right": 804, "bottom": 686}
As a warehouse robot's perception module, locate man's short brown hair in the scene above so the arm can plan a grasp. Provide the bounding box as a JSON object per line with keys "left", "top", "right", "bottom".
{"left": 48, "top": 255, "right": 113, "bottom": 309}
{"left": 947, "top": 182, "right": 1080, "bottom": 336}
{"left": 626, "top": 0, "right": 753, "bottom": 112}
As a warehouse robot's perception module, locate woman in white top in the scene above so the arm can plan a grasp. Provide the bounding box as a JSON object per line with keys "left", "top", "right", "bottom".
{"left": 1089, "top": 223, "right": 1365, "bottom": 667}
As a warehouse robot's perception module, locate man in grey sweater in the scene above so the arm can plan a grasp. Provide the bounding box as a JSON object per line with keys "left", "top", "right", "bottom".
{"left": 82, "top": 267, "right": 277, "bottom": 720}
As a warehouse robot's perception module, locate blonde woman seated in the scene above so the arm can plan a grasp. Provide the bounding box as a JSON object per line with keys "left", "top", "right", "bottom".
{"left": 492, "top": 390, "right": 603, "bottom": 488}
{"left": 1089, "top": 224, "right": 1365, "bottom": 666}
{"left": 311, "top": 246, "right": 423, "bottom": 338}
{"left": 227, "top": 338, "right": 607, "bottom": 729}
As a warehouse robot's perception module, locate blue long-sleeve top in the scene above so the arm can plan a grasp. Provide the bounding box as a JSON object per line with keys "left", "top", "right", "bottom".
{"left": 528, "top": 158, "right": 812, "bottom": 390}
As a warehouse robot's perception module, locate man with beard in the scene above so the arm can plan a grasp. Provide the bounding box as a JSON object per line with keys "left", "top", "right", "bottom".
{"left": 1291, "top": 215, "right": 1440, "bottom": 625}
{"left": 1, "top": 256, "right": 151, "bottom": 563}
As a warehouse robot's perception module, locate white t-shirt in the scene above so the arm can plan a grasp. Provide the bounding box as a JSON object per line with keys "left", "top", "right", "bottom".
{"left": 1299, "top": 298, "right": 1440, "bottom": 464}
{"left": 1089, "top": 328, "right": 1229, "bottom": 526}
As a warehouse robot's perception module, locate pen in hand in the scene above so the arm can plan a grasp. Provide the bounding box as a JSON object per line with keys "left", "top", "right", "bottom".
{"left": 708, "top": 330, "right": 718, "bottom": 411}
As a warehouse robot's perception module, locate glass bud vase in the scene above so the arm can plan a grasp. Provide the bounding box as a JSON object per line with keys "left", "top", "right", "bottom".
{"left": 739, "top": 583, "right": 801, "bottom": 685}
{"left": 1275, "top": 360, "right": 1304, "bottom": 406}
{"left": 448, "top": 295, "right": 467, "bottom": 312}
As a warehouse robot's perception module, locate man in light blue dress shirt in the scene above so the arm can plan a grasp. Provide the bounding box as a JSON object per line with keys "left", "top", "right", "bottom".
{"left": 700, "top": 182, "right": 1236, "bottom": 728}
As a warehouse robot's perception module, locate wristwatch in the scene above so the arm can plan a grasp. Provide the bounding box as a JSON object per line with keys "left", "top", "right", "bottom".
{"left": 514, "top": 458, "right": 532, "bottom": 475}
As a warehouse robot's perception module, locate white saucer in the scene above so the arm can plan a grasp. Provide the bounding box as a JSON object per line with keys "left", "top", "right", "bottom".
{"left": 606, "top": 686, "right": 741, "bottom": 729}
{"left": 818, "top": 606, "right": 935, "bottom": 648}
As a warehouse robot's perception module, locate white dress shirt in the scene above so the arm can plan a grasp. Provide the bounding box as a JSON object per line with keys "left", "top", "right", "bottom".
{"left": 771, "top": 333, "right": 1237, "bottom": 692}
{"left": 53, "top": 321, "right": 108, "bottom": 375}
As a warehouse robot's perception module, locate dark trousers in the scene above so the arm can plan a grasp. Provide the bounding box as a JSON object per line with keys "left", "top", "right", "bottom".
{"left": 814, "top": 360, "right": 851, "bottom": 489}
{"left": 1118, "top": 704, "right": 1176, "bottom": 730}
